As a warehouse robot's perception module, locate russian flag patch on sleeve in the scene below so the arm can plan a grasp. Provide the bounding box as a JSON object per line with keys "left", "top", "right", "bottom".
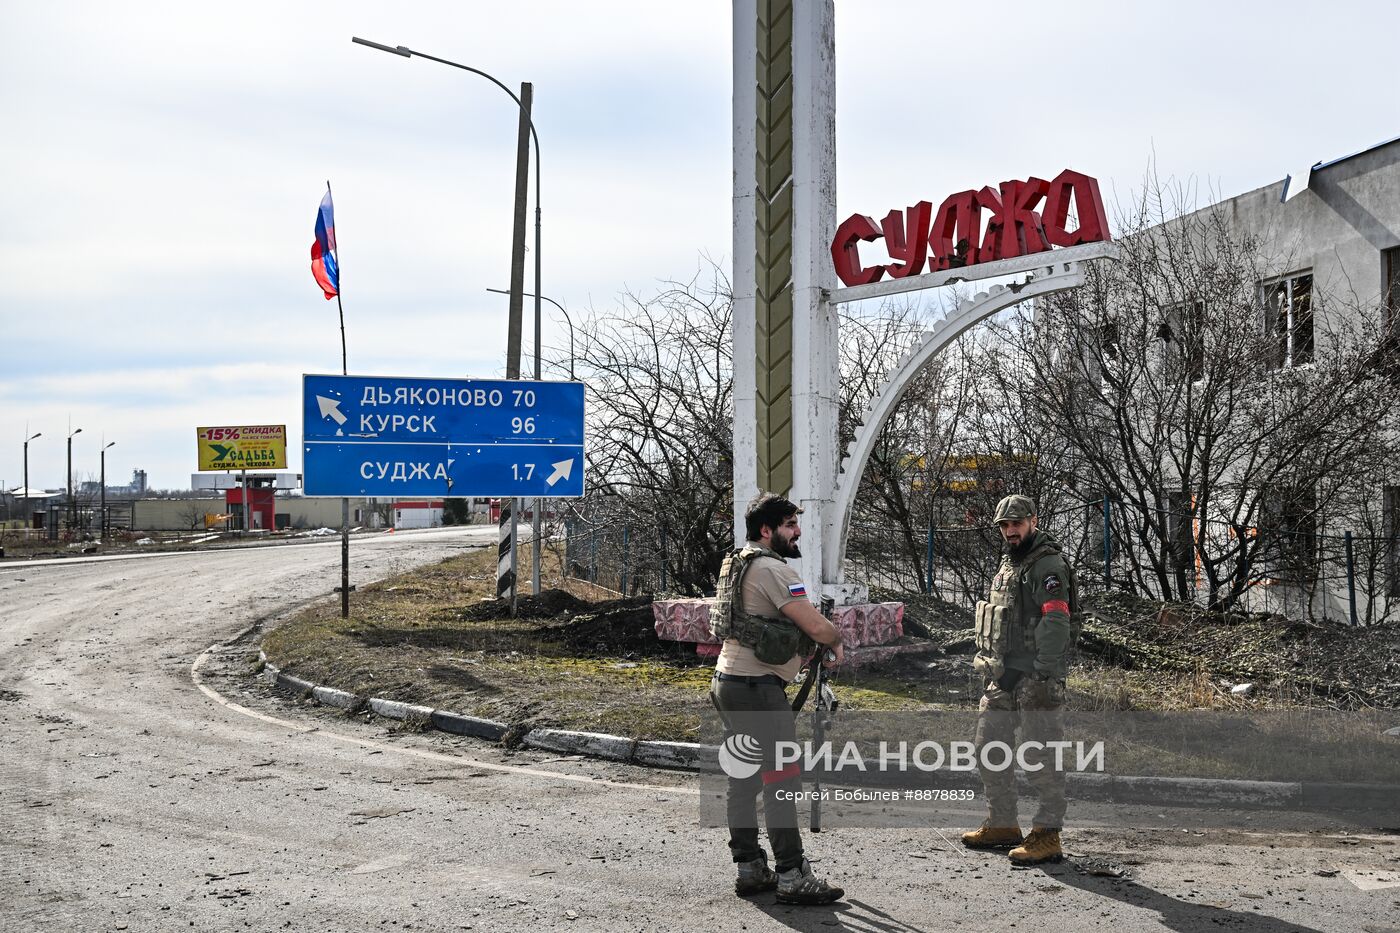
{"left": 787, "top": 582, "right": 807, "bottom": 597}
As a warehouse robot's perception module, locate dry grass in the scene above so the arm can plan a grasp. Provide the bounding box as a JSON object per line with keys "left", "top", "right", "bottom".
{"left": 263, "top": 542, "right": 958, "bottom": 740}
{"left": 261, "top": 546, "right": 1400, "bottom": 781}
{"left": 262, "top": 543, "right": 716, "bottom": 739}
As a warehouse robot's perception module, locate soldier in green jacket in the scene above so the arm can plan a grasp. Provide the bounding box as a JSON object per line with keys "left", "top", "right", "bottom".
{"left": 961, "top": 494, "right": 1078, "bottom": 864}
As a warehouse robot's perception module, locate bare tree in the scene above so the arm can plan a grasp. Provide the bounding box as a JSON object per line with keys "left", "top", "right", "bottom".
{"left": 988, "top": 181, "right": 1399, "bottom": 615}
{"left": 177, "top": 501, "right": 210, "bottom": 532}
{"left": 571, "top": 264, "right": 735, "bottom": 594}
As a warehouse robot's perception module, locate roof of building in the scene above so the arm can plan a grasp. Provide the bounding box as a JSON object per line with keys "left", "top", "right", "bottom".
{"left": 1312, "top": 133, "right": 1400, "bottom": 173}
{"left": 3, "top": 487, "right": 61, "bottom": 498}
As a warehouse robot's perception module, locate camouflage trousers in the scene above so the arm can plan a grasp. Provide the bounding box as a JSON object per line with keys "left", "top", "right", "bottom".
{"left": 973, "top": 674, "right": 1067, "bottom": 829}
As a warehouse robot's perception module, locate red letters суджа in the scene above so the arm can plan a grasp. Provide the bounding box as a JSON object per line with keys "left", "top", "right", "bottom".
{"left": 831, "top": 169, "right": 1111, "bottom": 287}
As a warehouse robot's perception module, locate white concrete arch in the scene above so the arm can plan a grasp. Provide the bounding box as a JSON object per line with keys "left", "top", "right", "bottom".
{"left": 822, "top": 260, "right": 1092, "bottom": 587}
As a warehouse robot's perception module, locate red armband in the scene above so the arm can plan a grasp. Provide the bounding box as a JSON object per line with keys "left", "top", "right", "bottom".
{"left": 1041, "top": 600, "right": 1070, "bottom": 616}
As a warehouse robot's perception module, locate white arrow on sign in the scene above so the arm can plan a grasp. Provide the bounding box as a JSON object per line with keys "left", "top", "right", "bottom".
{"left": 317, "top": 396, "right": 347, "bottom": 426}
{"left": 545, "top": 459, "right": 574, "bottom": 488}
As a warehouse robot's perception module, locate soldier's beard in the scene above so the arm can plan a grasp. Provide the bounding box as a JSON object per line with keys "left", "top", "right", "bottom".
{"left": 1007, "top": 530, "right": 1037, "bottom": 561}
{"left": 773, "top": 531, "right": 801, "bottom": 558}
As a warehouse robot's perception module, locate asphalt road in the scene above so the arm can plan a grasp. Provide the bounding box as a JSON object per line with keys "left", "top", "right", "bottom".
{"left": 2, "top": 529, "right": 1397, "bottom": 933}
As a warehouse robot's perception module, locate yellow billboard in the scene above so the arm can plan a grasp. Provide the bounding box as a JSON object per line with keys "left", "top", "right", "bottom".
{"left": 196, "top": 424, "right": 287, "bottom": 471}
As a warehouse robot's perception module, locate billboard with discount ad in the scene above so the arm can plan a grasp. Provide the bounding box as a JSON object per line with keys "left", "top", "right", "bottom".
{"left": 196, "top": 424, "right": 288, "bottom": 471}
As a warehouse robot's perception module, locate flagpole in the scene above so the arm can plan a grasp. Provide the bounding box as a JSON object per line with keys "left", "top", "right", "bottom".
{"left": 335, "top": 294, "right": 348, "bottom": 374}
{"left": 326, "top": 179, "right": 351, "bottom": 620}
{"left": 328, "top": 181, "right": 348, "bottom": 375}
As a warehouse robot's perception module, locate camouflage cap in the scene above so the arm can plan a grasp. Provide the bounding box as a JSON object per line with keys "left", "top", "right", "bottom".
{"left": 993, "top": 494, "right": 1036, "bottom": 523}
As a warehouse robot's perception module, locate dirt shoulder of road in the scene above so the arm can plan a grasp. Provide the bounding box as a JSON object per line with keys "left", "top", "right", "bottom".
{"left": 258, "top": 545, "right": 1400, "bottom": 781}
{"left": 259, "top": 544, "right": 962, "bottom": 743}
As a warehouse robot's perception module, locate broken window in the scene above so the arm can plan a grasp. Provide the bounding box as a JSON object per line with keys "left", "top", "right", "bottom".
{"left": 1386, "top": 248, "right": 1400, "bottom": 329}
{"left": 1086, "top": 498, "right": 1106, "bottom": 566}
{"left": 1093, "top": 317, "right": 1122, "bottom": 392}
{"left": 1163, "top": 489, "right": 1195, "bottom": 573}
{"left": 1261, "top": 273, "right": 1314, "bottom": 369}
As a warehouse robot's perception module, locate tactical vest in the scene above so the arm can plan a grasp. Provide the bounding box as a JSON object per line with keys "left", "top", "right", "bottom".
{"left": 973, "top": 535, "right": 1083, "bottom": 675}
{"left": 974, "top": 555, "right": 1017, "bottom": 655}
{"left": 709, "top": 546, "right": 816, "bottom": 666}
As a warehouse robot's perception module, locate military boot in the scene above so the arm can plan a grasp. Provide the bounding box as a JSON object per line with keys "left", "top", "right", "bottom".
{"left": 776, "top": 859, "right": 844, "bottom": 905}
{"left": 960, "top": 821, "right": 1024, "bottom": 850}
{"left": 734, "top": 856, "right": 777, "bottom": 897}
{"left": 1008, "top": 827, "right": 1063, "bottom": 865}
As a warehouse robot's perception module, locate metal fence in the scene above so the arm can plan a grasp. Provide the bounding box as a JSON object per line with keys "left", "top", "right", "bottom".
{"left": 561, "top": 517, "right": 672, "bottom": 597}
{"left": 556, "top": 496, "right": 1398, "bottom": 624}
{"left": 845, "top": 504, "right": 1400, "bottom": 625}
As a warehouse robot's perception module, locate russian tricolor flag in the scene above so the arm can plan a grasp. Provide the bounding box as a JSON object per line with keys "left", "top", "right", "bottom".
{"left": 311, "top": 188, "right": 339, "bottom": 300}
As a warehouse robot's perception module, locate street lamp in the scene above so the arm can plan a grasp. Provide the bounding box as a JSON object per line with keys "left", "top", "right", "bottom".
{"left": 22, "top": 431, "right": 40, "bottom": 534}
{"left": 100, "top": 441, "right": 115, "bottom": 542}
{"left": 352, "top": 36, "right": 544, "bottom": 381}
{"left": 67, "top": 427, "right": 82, "bottom": 532}
{"left": 486, "top": 288, "right": 575, "bottom": 381}
{"left": 355, "top": 36, "right": 546, "bottom": 601}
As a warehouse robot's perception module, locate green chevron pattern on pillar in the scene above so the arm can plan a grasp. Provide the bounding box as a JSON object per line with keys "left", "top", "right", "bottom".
{"left": 754, "top": 0, "right": 794, "bottom": 496}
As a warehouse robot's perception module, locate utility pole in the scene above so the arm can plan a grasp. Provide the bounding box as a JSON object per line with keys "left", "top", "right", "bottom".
{"left": 352, "top": 39, "right": 542, "bottom": 616}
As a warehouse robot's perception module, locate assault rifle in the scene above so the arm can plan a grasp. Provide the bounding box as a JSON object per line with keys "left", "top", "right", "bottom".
{"left": 808, "top": 596, "right": 840, "bottom": 832}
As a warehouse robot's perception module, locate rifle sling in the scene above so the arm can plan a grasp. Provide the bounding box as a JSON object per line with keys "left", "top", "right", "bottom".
{"left": 790, "top": 652, "right": 821, "bottom": 712}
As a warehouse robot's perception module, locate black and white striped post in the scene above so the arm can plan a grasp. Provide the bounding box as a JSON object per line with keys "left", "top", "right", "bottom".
{"left": 498, "top": 497, "right": 519, "bottom": 615}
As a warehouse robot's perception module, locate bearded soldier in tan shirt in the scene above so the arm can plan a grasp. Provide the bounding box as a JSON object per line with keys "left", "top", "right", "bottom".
{"left": 709, "top": 492, "right": 845, "bottom": 905}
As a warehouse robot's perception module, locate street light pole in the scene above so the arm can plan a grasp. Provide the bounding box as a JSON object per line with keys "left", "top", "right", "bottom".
{"left": 100, "top": 441, "right": 115, "bottom": 542}
{"left": 353, "top": 37, "right": 543, "bottom": 382}
{"left": 354, "top": 36, "right": 545, "bottom": 606}
{"left": 67, "top": 427, "right": 82, "bottom": 533}
{"left": 486, "top": 288, "right": 575, "bottom": 381}
{"left": 22, "top": 432, "right": 40, "bottom": 535}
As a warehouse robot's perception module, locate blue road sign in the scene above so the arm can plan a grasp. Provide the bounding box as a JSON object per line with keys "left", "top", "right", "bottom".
{"left": 302, "top": 374, "right": 584, "bottom": 498}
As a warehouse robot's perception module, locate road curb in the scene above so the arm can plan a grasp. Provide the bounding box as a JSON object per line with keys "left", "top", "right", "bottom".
{"left": 430, "top": 709, "right": 506, "bottom": 741}
{"left": 259, "top": 651, "right": 703, "bottom": 772}
{"left": 633, "top": 740, "right": 718, "bottom": 772}
{"left": 257, "top": 652, "right": 1400, "bottom": 813}
{"left": 1064, "top": 773, "right": 1301, "bottom": 809}
{"left": 313, "top": 685, "right": 360, "bottom": 710}
{"left": 524, "top": 728, "right": 638, "bottom": 762}
{"left": 368, "top": 697, "right": 436, "bottom": 721}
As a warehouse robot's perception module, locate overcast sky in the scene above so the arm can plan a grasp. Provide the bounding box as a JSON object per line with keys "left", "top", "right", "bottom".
{"left": 3, "top": 1, "right": 1398, "bottom": 492}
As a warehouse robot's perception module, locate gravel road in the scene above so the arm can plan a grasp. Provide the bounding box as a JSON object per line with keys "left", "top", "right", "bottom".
{"left": 2, "top": 529, "right": 1396, "bottom": 932}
